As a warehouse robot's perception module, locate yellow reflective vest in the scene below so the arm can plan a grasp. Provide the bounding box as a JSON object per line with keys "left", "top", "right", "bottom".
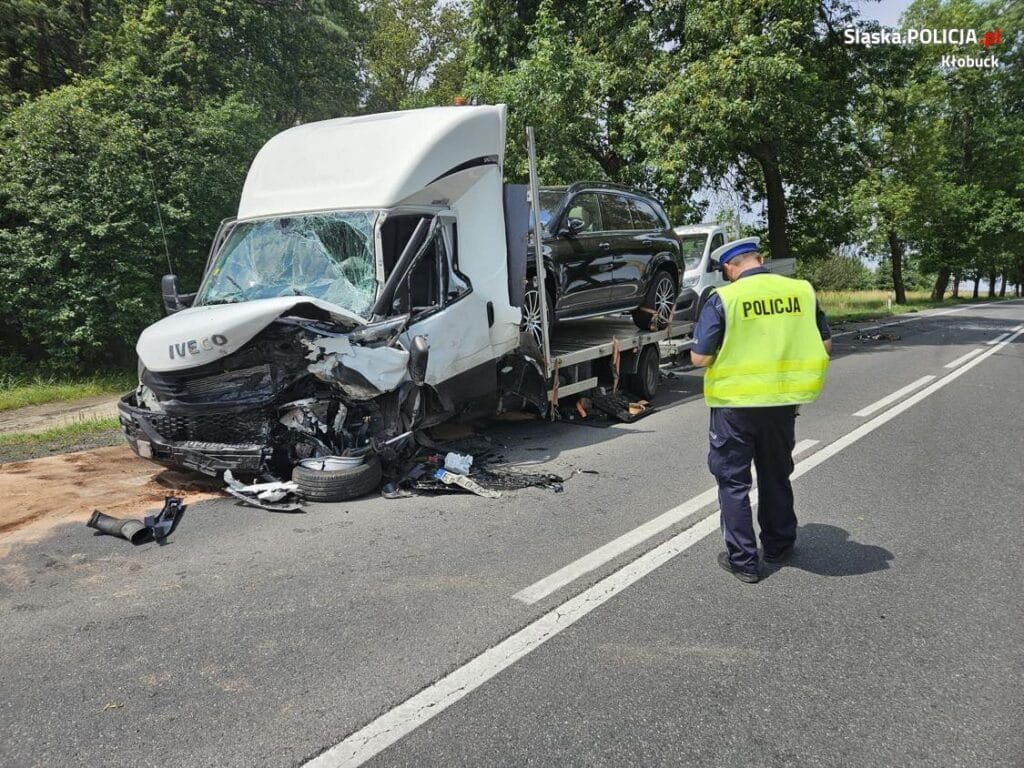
{"left": 703, "top": 273, "right": 829, "bottom": 407}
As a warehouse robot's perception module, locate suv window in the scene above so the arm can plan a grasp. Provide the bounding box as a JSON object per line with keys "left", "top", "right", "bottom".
{"left": 600, "top": 194, "right": 634, "bottom": 231}
{"left": 563, "top": 193, "right": 603, "bottom": 233}
{"left": 628, "top": 198, "right": 663, "bottom": 230}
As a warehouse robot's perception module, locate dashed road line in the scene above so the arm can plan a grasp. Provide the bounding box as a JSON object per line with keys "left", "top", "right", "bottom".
{"left": 853, "top": 376, "right": 936, "bottom": 418}
{"left": 944, "top": 348, "right": 984, "bottom": 368}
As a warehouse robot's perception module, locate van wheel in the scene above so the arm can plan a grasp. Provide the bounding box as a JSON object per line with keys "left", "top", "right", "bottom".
{"left": 521, "top": 284, "right": 555, "bottom": 350}
{"left": 626, "top": 344, "right": 660, "bottom": 400}
{"left": 292, "top": 455, "right": 383, "bottom": 502}
{"left": 632, "top": 270, "right": 677, "bottom": 330}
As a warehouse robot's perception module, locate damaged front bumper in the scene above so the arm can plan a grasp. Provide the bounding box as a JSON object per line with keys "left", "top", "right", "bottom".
{"left": 118, "top": 393, "right": 272, "bottom": 476}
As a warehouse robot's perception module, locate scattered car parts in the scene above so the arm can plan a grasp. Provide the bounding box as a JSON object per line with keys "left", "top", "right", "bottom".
{"left": 86, "top": 495, "right": 187, "bottom": 544}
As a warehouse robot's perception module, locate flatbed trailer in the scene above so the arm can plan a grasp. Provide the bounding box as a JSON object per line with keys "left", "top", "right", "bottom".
{"left": 543, "top": 316, "right": 694, "bottom": 402}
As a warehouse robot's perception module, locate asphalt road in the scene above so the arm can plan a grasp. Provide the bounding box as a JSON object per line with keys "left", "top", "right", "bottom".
{"left": 1, "top": 300, "right": 1022, "bottom": 768}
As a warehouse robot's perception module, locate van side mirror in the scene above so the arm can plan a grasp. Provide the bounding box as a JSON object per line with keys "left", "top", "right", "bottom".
{"left": 161, "top": 274, "right": 195, "bottom": 315}
{"left": 408, "top": 335, "right": 429, "bottom": 386}
{"left": 707, "top": 258, "right": 719, "bottom": 274}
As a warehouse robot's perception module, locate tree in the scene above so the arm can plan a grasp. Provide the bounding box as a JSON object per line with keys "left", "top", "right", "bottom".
{"left": 640, "top": 0, "right": 863, "bottom": 259}
{"left": 901, "top": 0, "right": 1024, "bottom": 300}
{"left": 363, "top": 0, "right": 469, "bottom": 111}
{"left": 0, "top": 0, "right": 370, "bottom": 373}
{"left": 849, "top": 43, "right": 947, "bottom": 304}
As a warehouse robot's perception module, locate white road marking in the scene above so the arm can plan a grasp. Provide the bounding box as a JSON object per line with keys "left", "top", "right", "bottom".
{"left": 944, "top": 348, "right": 984, "bottom": 368}
{"left": 305, "top": 515, "right": 721, "bottom": 768}
{"left": 853, "top": 376, "right": 936, "bottom": 417}
{"left": 513, "top": 437, "right": 820, "bottom": 606}
{"left": 829, "top": 299, "right": 1018, "bottom": 338}
{"left": 792, "top": 439, "right": 819, "bottom": 456}
{"left": 303, "top": 322, "right": 1024, "bottom": 768}
{"left": 986, "top": 332, "right": 1010, "bottom": 345}
{"left": 512, "top": 486, "right": 719, "bottom": 604}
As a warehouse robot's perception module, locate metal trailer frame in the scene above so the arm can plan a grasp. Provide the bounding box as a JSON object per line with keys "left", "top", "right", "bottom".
{"left": 525, "top": 127, "right": 695, "bottom": 406}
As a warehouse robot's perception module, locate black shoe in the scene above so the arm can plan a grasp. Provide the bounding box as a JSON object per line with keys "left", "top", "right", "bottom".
{"left": 717, "top": 552, "right": 759, "bottom": 583}
{"left": 763, "top": 544, "right": 794, "bottom": 565}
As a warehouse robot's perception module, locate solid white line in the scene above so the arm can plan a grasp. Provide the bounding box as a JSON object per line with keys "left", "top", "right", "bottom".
{"left": 303, "top": 514, "right": 722, "bottom": 768}
{"left": 829, "top": 301, "right": 990, "bottom": 338}
{"left": 513, "top": 437, "right": 819, "bottom": 605}
{"left": 512, "top": 486, "right": 719, "bottom": 604}
{"left": 303, "top": 323, "right": 1024, "bottom": 768}
{"left": 853, "top": 376, "right": 936, "bottom": 417}
{"left": 987, "top": 332, "right": 1011, "bottom": 345}
{"left": 944, "top": 348, "right": 983, "bottom": 368}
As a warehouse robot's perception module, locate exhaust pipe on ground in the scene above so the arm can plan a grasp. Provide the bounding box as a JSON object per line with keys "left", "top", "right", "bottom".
{"left": 86, "top": 511, "right": 149, "bottom": 544}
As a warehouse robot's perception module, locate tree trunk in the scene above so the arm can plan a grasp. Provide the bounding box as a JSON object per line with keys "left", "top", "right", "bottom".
{"left": 988, "top": 270, "right": 997, "bottom": 298}
{"left": 999, "top": 271, "right": 1007, "bottom": 297}
{"left": 887, "top": 230, "right": 907, "bottom": 304}
{"left": 972, "top": 276, "right": 980, "bottom": 299}
{"left": 749, "top": 147, "right": 789, "bottom": 260}
{"left": 930, "top": 266, "right": 951, "bottom": 301}
{"left": 951, "top": 273, "right": 960, "bottom": 298}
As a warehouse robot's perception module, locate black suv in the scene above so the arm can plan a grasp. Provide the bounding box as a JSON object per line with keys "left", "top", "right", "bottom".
{"left": 524, "top": 182, "right": 682, "bottom": 347}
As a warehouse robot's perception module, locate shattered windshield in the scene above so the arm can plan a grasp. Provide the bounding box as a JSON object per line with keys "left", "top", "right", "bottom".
{"left": 195, "top": 211, "right": 379, "bottom": 316}
{"left": 678, "top": 235, "right": 708, "bottom": 271}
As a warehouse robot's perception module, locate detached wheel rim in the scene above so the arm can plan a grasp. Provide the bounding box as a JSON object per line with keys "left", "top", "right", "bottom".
{"left": 521, "top": 289, "right": 544, "bottom": 349}
{"left": 654, "top": 275, "right": 676, "bottom": 326}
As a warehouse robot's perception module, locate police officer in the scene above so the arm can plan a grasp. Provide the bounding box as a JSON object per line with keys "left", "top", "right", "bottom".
{"left": 690, "top": 238, "right": 832, "bottom": 583}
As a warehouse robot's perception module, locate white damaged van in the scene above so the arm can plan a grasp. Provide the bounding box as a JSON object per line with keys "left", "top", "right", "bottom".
{"left": 119, "top": 105, "right": 541, "bottom": 480}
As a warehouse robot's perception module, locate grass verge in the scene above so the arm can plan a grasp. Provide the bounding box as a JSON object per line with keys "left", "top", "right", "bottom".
{"left": 0, "top": 417, "right": 124, "bottom": 463}
{"left": 0, "top": 374, "right": 135, "bottom": 412}
{"left": 819, "top": 291, "right": 1016, "bottom": 325}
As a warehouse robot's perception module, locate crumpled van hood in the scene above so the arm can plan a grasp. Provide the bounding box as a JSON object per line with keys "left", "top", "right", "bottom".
{"left": 137, "top": 297, "right": 365, "bottom": 373}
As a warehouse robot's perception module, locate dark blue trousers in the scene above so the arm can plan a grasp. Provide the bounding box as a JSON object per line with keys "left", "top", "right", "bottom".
{"left": 708, "top": 406, "right": 798, "bottom": 574}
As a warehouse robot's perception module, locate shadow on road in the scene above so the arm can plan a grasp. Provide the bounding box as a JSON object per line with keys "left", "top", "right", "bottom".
{"left": 775, "top": 522, "right": 894, "bottom": 577}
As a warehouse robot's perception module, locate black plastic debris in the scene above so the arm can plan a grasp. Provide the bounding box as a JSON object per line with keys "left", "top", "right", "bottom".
{"left": 145, "top": 496, "right": 187, "bottom": 543}
{"left": 86, "top": 495, "right": 187, "bottom": 545}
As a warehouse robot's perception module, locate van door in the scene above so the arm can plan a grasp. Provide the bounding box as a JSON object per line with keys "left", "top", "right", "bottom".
{"left": 394, "top": 217, "right": 495, "bottom": 402}
{"left": 705, "top": 231, "right": 727, "bottom": 290}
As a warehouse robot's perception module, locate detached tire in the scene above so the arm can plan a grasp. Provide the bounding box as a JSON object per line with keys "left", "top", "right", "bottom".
{"left": 292, "top": 455, "right": 383, "bottom": 502}
{"left": 632, "top": 269, "right": 677, "bottom": 330}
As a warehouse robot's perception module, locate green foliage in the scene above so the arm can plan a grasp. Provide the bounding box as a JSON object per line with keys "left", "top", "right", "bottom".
{"left": 797, "top": 255, "right": 872, "bottom": 292}
{"left": 364, "top": 0, "right": 469, "bottom": 111}
{"left": 640, "top": 0, "right": 863, "bottom": 258}
{"left": 0, "top": 0, "right": 368, "bottom": 375}
{"left": 1, "top": 0, "right": 1022, "bottom": 378}
{"left": 0, "top": 73, "right": 267, "bottom": 372}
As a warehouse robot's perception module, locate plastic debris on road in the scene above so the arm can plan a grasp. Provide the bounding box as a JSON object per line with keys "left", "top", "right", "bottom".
{"left": 223, "top": 470, "right": 304, "bottom": 512}
{"left": 434, "top": 468, "right": 501, "bottom": 498}
{"left": 443, "top": 451, "right": 473, "bottom": 475}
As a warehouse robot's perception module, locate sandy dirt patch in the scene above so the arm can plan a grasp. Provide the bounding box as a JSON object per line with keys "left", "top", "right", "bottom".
{"left": 0, "top": 446, "right": 222, "bottom": 555}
